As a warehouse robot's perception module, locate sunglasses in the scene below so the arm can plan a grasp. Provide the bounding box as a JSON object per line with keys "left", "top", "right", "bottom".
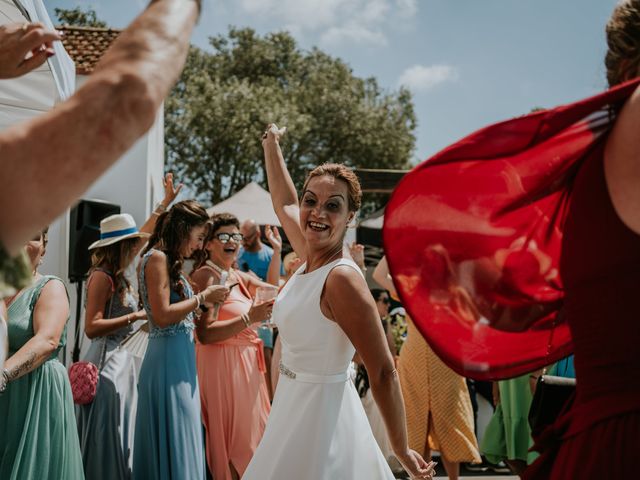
{"left": 379, "top": 297, "right": 391, "bottom": 305}
{"left": 215, "top": 232, "right": 244, "bottom": 244}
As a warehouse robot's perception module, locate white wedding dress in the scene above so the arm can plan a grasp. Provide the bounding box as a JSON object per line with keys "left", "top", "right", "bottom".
{"left": 243, "top": 258, "right": 395, "bottom": 480}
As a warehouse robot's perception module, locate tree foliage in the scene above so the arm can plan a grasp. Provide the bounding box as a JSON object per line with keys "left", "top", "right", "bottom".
{"left": 54, "top": 7, "right": 107, "bottom": 28}
{"left": 165, "top": 28, "right": 416, "bottom": 208}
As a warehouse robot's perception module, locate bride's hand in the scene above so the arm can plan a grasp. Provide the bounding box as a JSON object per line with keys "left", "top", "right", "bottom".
{"left": 261, "top": 123, "right": 285, "bottom": 148}
{"left": 396, "top": 449, "right": 436, "bottom": 479}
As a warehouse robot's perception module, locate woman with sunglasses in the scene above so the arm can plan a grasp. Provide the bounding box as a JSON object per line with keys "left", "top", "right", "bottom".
{"left": 190, "top": 213, "right": 278, "bottom": 480}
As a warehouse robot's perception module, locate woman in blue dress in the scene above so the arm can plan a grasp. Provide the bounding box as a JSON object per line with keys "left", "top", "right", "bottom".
{"left": 133, "top": 200, "right": 229, "bottom": 480}
{"left": 78, "top": 173, "right": 181, "bottom": 480}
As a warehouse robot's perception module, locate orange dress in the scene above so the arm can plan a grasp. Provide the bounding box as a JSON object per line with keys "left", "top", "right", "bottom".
{"left": 398, "top": 316, "right": 480, "bottom": 463}
{"left": 195, "top": 273, "right": 270, "bottom": 480}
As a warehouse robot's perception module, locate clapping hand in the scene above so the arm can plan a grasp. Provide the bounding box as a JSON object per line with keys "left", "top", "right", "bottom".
{"left": 0, "top": 23, "right": 60, "bottom": 79}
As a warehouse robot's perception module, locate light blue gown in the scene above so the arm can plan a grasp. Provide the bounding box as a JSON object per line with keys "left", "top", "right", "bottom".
{"left": 132, "top": 251, "right": 205, "bottom": 480}
{"left": 76, "top": 269, "right": 141, "bottom": 479}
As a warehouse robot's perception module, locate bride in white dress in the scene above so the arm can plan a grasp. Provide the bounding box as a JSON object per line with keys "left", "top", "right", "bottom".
{"left": 243, "top": 125, "right": 436, "bottom": 480}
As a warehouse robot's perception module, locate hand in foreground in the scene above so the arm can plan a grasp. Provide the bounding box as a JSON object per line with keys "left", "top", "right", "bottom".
{"left": 0, "top": 23, "right": 60, "bottom": 79}
{"left": 202, "top": 284, "right": 229, "bottom": 305}
{"left": 161, "top": 172, "right": 183, "bottom": 206}
{"left": 247, "top": 299, "right": 274, "bottom": 324}
{"left": 264, "top": 225, "right": 282, "bottom": 252}
{"left": 396, "top": 450, "right": 436, "bottom": 480}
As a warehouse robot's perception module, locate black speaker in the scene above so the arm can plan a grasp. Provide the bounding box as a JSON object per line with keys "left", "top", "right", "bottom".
{"left": 68, "top": 199, "right": 120, "bottom": 282}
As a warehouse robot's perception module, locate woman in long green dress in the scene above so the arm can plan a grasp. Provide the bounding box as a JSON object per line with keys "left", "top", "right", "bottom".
{"left": 0, "top": 229, "right": 84, "bottom": 480}
{"left": 481, "top": 373, "right": 537, "bottom": 475}
{"left": 480, "top": 356, "right": 575, "bottom": 475}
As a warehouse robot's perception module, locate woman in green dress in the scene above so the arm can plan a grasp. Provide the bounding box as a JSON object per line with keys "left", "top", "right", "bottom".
{"left": 0, "top": 228, "right": 84, "bottom": 480}
{"left": 481, "top": 373, "right": 537, "bottom": 475}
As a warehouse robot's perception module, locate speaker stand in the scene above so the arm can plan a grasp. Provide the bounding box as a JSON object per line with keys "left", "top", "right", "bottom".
{"left": 71, "top": 280, "right": 83, "bottom": 362}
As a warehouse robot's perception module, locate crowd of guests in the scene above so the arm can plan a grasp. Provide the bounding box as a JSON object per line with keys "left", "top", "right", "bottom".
{"left": 0, "top": 0, "right": 639, "bottom": 479}
{"left": 0, "top": 192, "right": 576, "bottom": 480}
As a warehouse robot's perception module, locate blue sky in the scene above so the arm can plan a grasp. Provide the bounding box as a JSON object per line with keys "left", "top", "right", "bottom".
{"left": 47, "top": 0, "right": 618, "bottom": 164}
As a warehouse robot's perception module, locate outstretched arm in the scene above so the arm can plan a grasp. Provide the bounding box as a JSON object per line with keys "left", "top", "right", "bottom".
{"left": 324, "top": 266, "right": 434, "bottom": 479}
{"left": 0, "top": 0, "right": 200, "bottom": 255}
{"left": 373, "top": 256, "right": 397, "bottom": 297}
{"left": 262, "top": 126, "right": 307, "bottom": 261}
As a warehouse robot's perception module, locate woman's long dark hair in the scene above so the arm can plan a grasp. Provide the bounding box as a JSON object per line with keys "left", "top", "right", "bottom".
{"left": 142, "top": 200, "right": 210, "bottom": 299}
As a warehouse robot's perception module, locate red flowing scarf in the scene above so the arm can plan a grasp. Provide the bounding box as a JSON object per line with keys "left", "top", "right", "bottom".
{"left": 383, "top": 78, "right": 640, "bottom": 380}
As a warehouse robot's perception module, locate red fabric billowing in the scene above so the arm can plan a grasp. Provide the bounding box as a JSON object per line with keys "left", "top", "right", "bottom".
{"left": 383, "top": 78, "right": 640, "bottom": 380}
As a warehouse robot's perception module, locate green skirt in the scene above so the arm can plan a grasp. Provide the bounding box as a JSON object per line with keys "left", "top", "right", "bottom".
{"left": 481, "top": 374, "right": 538, "bottom": 464}
{"left": 0, "top": 358, "right": 84, "bottom": 479}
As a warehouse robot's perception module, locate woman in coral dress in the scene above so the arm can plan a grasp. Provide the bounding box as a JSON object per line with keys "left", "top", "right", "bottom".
{"left": 190, "top": 213, "right": 276, "bottom": 480}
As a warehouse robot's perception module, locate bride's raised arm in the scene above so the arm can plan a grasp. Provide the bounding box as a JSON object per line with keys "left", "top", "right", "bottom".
{"left": 262, "top": 125, "right": 307, "bottom": 261}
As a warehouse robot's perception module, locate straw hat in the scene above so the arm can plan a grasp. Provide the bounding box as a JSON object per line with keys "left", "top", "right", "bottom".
{"left": 88, "top": 213, "right": 149, "bottom": 250}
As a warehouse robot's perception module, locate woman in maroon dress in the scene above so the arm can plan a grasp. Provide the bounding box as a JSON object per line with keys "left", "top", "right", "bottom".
{"left": 525, "top": 3, "right": 640, "bottom": 477}
{"left": 383, "top": 2, "right": 640, "bottom": 478}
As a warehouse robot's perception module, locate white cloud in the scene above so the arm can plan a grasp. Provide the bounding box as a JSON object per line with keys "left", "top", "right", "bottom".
{"left": 321, "top": 23, "right": 388, "bottom": 48}
{"left": 227, "top": 0, "right": 418, "bottom": 47}
{"left": 397, "top": 64, "right": 459, "bottom": 92}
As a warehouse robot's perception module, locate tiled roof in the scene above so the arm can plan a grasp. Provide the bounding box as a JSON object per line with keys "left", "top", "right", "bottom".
{"left": 57, "top": 26, "right": 122, "bottom": 75}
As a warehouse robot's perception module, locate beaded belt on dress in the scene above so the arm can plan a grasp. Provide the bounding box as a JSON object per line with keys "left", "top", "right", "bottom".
{"left": 279, "top": 362, "right": 349, "bottom": 384}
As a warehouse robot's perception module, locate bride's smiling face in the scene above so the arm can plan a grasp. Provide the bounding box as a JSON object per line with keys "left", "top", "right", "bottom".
{"left": 299, "top": 175, "right": 354, "bottom": 251}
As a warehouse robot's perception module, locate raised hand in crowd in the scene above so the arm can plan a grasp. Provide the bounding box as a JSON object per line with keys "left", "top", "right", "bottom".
{"left": 264, "top": 225, "right": 282, "bottom": 253}
{"left": 349, "top": 242, "right": 366, "bottom": 271}
{"left": 0, "top": 22, "right": 59, "bottom": 79}
{"left": 162, "top": 172, "right": 184, "bottom": 206}
{"left": 264, "top": 225, "right": 283, "bottom": 286}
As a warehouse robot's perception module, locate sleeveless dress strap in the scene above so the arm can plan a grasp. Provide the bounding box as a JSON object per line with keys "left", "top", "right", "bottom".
{"left": 29, "top": 275, "right": 68, "bottom": 311}
{"left": 88, "top": 268, "right": 115, "bottom": 293}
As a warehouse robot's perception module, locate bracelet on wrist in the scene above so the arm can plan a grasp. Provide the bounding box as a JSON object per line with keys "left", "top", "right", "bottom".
{"left": 194, "top": 294, "right": 201, "bottom": 311}
{"left": 241, "top": 313, "right": 251, "bottom": 327}
{"left": 0, "top": 369, "right": 10, "bottom": 394}
{"left": 152, "top": 203, "right": 167, "bottom": 216}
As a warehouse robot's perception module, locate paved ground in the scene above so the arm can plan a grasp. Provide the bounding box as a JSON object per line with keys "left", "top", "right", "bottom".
{"left": 394, "top": 461, "right": 519, "bottom": 479}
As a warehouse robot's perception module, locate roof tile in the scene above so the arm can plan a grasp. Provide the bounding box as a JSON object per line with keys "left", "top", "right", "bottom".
{"left": 57, "top": 26, "right": 122, "bottom": 75}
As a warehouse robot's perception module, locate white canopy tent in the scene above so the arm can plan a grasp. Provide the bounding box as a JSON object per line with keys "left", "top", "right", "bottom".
{"left": 207, "top": 182, "right": 281, "bottom": 226}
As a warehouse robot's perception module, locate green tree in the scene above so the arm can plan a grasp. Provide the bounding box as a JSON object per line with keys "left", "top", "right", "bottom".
{"left": 165, "top": 28, "right": 416, "bottom": 208}
{"left": 54, "top": 7, "right": 107, "bottom": 28}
